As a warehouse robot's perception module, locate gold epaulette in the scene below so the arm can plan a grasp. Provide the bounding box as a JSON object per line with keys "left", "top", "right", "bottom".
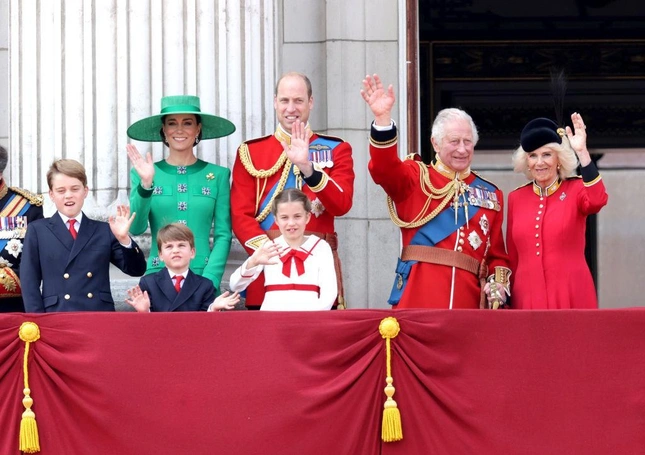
{"left": 404, "top": 153, "right": 420, "bottom": 161}
{"left": 471, "top": 171, "right": 501, "bottom": 190}
{"left": 10, "top": 187, "right": 44, "bottom": 206}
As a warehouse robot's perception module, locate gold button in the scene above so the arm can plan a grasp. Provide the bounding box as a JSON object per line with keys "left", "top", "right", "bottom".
{"left": 538, "top": 211, "right": 542, "bottom": 215}
{"left": 536, "top": 217, "right": 540, "bottom": 221}
{"left": 87, "top": 272, "right": 93, "bottom": 278}
{"left": 63, "top": 273, "right": 70, "bottom": 279}
{"left": 536, "top": 252, "right": 540, "bottom": 256}
{"left": 535, "top": 234, "right": 539, "bottom": 238}
{"left": 459, "top": 239, "right": 464, "bottom": 245}
{"left": 457, "top": 246, "right": 463, "bottom": 252}
{"left": 536, "top": 243, "right": 540, "bottom": 247}
{"left": 535, "top": 225, "right": 539, "bottom": 229}
{"left": 540, "top": 198, "right": 544, "bottom": 201}
{"left": 539, "top": 204, "right": 544, "bottom": 208}
{"left": 87, "top": 293, "right": 93, "bottom": 298}
{"left": 64, "top": 294, "right": 70, "bottom": 300}
{"left": 460, "top": 232, "right": 465, "bottom": 238}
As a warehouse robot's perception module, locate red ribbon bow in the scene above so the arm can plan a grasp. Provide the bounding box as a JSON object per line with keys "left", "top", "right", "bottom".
{"left": 280, "top": 249, "right": 309, "bottom": 278}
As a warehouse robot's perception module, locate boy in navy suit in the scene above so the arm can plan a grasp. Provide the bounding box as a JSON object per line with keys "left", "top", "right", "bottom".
{"left": 125, "top": 223, "right": 239, "bottom": 312}
{"left": 21, "top": 159, "right": 147, "bottom": 312}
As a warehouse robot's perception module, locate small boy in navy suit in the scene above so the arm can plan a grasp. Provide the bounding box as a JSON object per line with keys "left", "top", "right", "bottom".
{"left": 22, "top": 159, "right": 147, "bottom": 312}
{"left": 125, "top": 223, "right": 239, "bottom": 312}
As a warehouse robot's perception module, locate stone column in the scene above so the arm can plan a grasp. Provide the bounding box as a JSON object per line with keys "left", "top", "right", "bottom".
{"left": 9, "top": 0, "right": 276, "bottom": 218}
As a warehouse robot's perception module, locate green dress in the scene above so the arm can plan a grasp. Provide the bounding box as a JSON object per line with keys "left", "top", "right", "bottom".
{"left": 129, "top": 159, "right": 232, "bottom": 292}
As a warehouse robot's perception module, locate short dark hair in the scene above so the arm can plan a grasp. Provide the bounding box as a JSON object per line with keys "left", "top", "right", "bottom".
{"left": 46, "top": 159, "right": 88, "bottom": 190}
{"left": 156, "top": 223, "right": 195, "bottom": 250}
{"left": 270, "top": 188, "right": 312, "bottom": 216}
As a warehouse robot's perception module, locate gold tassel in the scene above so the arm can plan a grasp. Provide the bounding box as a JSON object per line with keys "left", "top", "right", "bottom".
{"left": 19, "top": 322, "right": 41, "bottom": 453}
{"left": 379, "top": 317, "right": 402, "bottom": 442}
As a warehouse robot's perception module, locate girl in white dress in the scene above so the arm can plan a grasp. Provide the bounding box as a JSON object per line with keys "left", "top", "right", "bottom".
{"left": 229, "top": 188, "right": 337, "bottom": 310}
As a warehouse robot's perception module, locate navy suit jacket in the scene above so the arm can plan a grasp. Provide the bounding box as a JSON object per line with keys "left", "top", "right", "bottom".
{"left": 140, "top": 269, "right": 215, "bottom": 312}
{"left": 21, "top": 212, "right": 147, "bottom": 312}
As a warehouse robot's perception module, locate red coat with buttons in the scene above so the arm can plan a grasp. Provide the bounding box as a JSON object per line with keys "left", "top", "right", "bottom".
{"left": 507, "top": 173, "right": 608, "bottom": 309}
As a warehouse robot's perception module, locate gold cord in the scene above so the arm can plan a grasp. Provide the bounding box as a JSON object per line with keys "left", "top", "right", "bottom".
{"left": 387, "top": 161, "right": 464, "bottom": 228}
{"left": 238, "top": 143, "right": 288, "bottom": 178}
{"left": 254, "top": 160, "right": 293, "bottom": 223}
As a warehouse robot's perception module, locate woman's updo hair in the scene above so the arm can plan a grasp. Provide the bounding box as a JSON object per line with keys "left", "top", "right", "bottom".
{"left": 270, "top": 188, "right": 312, "bottom": 216}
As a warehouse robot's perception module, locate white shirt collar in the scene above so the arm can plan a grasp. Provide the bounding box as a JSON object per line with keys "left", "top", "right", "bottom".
{"left": 167, "top": 269, "right": 189, "bottom": 280}
{"left": 59, "top": 212, "right": 84, "bottom": 226}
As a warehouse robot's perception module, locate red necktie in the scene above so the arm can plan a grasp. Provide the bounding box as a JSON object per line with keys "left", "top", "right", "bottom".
{"left": 173, "top": 275, "right": 184, "bottom": 293}
{"left": 68, "top": 219, "right": 78, "bottom": 240}
{"left": 280, "top": 250, "right": 309, "bottom": 278}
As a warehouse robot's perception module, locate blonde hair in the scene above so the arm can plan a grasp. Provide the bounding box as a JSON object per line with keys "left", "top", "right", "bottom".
{"left": 512, "top": 135, "right": 578, "bottom": 181}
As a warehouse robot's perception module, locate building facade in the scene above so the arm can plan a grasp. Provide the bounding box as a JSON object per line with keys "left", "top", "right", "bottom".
{"left": 3, "top": 0, "right": 644, "bottom": 308}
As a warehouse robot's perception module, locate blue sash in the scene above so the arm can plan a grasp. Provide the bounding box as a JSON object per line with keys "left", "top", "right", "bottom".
{"left": 258, "top": 137, "right": 341, "bottom": 230}
{"left": 388, "top": 175, "right": 494, "bottom": 305}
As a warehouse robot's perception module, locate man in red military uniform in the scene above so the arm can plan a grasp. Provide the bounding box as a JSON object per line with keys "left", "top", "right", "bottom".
{"left": 361, "top": 74, "right": 510, "bottom": 309}
{"left": 231, "top": 72, "right": 354, "bottom": 309}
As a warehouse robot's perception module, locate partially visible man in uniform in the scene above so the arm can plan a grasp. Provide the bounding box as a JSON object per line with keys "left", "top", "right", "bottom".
{"left": 231, "top": 72, "right": 354, "bottom": 309}
{"left": 361, "top": 74, "right": 510, "bottom": 309}
{"left": 0, "top": 145, "right": 44, "bottom": 312}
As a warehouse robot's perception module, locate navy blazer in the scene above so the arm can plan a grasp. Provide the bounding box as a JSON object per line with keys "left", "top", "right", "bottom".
{"left": 21, "top": 212, "right": 147, "bottom": 312}
{"left": 140, "top": 269, "right": 215, "bottom": 312}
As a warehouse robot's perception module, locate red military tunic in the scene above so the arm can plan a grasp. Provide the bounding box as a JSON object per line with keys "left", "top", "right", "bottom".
{"left": 231, "top": 125, "right": 354, "bottom": 308}
{"left": 368, "top": 123, "right": 509, "bottom": 309}
{"left": 507, "top": 164, "right": 608, "bottom": 309}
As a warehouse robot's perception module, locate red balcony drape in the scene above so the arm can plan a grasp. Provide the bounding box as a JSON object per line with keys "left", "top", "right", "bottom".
{"left": 1, "top": 309, "right": 644, "bottom": 455}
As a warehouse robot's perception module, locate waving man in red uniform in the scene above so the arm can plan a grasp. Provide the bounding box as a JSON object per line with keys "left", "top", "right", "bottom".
{"left": 231, "top": 72, "right": 354, "bottom": 309}
{"left": 361, "top": 74, "right": 510, "bottom": 309}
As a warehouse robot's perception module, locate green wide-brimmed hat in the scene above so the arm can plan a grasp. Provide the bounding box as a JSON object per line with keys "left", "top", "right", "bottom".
{"left": 127, "top": 95, "right": 235, "bottom": 142}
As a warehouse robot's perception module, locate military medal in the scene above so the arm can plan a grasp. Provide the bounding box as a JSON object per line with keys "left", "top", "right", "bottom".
{"left": 0, "top": 216, "right": 28, "bottom": 239}
{"left": 311, "top": 197, "right": 325, "bottom": 218}
{"left": 468, "top": 231, "right": 483, "bottom": 250}
{"left": 309, "top": 144, "right": 334, "bottom": 169}
{"left": 479, "top": 214, "right": 489, "bottom": 236}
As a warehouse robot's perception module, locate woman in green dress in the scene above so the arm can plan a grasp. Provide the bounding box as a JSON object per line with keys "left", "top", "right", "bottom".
{"left": 126, "top": 95, "right": 235, "bottom": 292}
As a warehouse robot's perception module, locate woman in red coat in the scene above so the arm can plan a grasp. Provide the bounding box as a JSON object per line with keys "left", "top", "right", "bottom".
{"left": 507, "top": 113, "right": 608, "bottom": 309}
